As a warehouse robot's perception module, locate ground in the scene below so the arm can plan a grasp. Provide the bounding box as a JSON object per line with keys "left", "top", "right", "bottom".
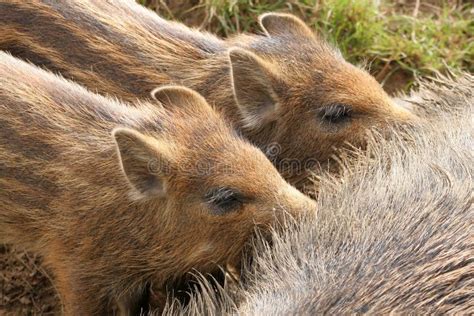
{"left": 0, "top": 246, "right": 58, "bottom": 315}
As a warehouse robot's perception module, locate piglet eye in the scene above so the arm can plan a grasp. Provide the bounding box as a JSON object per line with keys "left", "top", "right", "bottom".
{"left": 205, "top": 188, "right": 245, "bottom": 215}
{"left": 319, "top": 103, "right": 352, "bottom": 124}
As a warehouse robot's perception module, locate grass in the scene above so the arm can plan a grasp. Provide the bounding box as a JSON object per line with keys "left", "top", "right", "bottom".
{"left": 139, "top": 1, "right": 473, "bottom": 93}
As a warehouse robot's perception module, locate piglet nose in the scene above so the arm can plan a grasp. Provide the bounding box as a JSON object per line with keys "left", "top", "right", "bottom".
{"left": 277, "top": 186, "right": 317, "bottom": 218}
{"left": 390, "top": 98, "right": 420, "bottom": 123}
{"left": 393, "top": 97, "right": 414, "bottom": 112}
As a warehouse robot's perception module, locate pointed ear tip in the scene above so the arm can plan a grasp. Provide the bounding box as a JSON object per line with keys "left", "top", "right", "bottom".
{"left": 228, "top": 47, "right": 248, "bottom": 57}
{"left": 112, "top": 127, "right": 130, "bottom": 138}
{"left": 151, "top": 85, "right": 210, "bottom": 111}
{"left": 228, "top": 48, "right": 260, "bottom": 64}
{"left": 260, "top": 12, "right": 286, "bottom": 19}
{"left": 151, "top": 85, "right": 197, "bottom": 100}
{"left": 152, "top": 85, "right": 208, "bottom": 105}
{"left": 259, "top": 12, "right": 299, "bottom": 23}
{"left": 150, "top": 86, "right": 162, "bottom": 100}
{"left": 112, "top": 128, "right": 143, "bottom": 149}
{"left": 259, "top": 12, "right": 311, "bottom": 36}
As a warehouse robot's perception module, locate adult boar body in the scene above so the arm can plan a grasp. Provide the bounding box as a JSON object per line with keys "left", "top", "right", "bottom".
{"left": 0, "top": 0, "right": 414, "bottom": 190}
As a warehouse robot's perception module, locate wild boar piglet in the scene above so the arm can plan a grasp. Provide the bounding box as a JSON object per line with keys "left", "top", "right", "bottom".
{"left": 0, "top": 52, "right": 316, "bottom": 315}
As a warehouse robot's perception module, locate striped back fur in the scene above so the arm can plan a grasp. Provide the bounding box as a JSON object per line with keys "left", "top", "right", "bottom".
{"left": 0, "top": 0, "right": 416, "bottom": 191}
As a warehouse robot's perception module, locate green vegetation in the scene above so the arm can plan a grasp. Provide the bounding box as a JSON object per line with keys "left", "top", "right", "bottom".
{"left": 139, "top": 0, "right": 473, "bottom": 93}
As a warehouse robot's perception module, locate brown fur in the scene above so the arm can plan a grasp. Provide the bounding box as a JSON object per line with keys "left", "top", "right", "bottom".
{"left": 0, "top": 0, "right": 416, "bottom": 191}
{"left": 0, "top": 52, "right": 316, "bottom": 315}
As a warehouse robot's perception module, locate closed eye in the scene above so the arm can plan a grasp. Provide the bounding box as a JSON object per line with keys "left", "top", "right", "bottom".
{"left": 205, "top": 187, "right": 246, "bottom": 215}
{"left": 319, "top": 104, "right": 352, "bottom": 124}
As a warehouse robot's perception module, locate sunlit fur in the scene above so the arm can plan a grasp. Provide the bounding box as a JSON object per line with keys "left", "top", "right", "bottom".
{"left": 0, "top": 0, "right": 415, "bottom": 191}
{"left": 163, "top": 74, "right": 473, "bottom": 314}
{"left": 0, "top": 52, "right": 316, "bottom": 315}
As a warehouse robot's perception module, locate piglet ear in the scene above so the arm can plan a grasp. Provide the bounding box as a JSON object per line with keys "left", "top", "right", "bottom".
{"left": 151, "top": 85, "right": 212, "bottom": 114}
{"left": 229, "top": 48, "right": 280, "bottom": 129}
{"left": 259, "top": 13, "right": 314, "bottom": 38}
{"left": 113, "top": 127, "right": 171, "bottom": 200}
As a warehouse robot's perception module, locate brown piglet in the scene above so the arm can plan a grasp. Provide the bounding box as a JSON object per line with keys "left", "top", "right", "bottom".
{"left": 0, "top": 52, "right": 316, "bottom": 315}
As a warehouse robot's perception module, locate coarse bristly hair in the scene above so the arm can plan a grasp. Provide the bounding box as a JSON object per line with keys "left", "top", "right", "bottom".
{"left": 162, "top": 73, "right": 473, "bottom": 315}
